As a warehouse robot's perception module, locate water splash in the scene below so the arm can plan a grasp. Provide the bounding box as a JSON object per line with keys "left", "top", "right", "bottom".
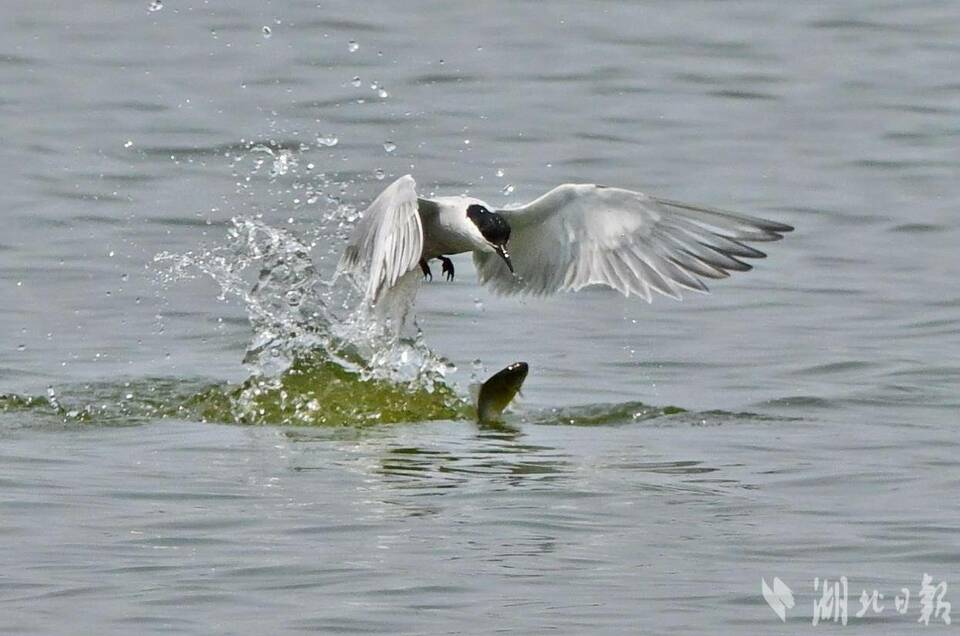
{"left": 154, "top": 211, "right": 451, "bottom": 389}
{"left": 315, "top": 133, "right": 339, "bottom": 148}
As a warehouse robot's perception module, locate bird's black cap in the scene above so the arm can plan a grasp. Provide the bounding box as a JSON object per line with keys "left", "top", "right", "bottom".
{"left": 466, "top": 204, "right": 511, "bottom": 246}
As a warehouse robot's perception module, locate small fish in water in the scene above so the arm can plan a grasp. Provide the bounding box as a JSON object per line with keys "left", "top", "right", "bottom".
{"left": 475, "top": 362, "right": 528, "bottom": 423}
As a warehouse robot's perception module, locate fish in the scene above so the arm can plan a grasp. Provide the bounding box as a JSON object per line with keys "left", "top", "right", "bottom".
{"left": 475, "top": 361, "right": 528, "bottom": 424}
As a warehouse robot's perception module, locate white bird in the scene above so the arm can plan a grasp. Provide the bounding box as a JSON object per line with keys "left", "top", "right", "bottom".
{"left": 338, "top": 174, "right": 792, "bottom": 303}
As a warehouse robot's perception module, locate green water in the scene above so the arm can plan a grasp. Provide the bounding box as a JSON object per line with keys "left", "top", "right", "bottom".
{"left": 2, "top": 351, "right": 690, "bottom": 427}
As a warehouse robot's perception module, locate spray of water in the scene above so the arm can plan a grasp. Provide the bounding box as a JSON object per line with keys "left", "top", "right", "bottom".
{"left": 154, "top": 213, "right": 452, "bottom": 389}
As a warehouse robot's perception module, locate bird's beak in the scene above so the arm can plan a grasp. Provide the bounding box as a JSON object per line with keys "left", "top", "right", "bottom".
{"left": 495, "top": 244, "right": 514, "bottom": 274}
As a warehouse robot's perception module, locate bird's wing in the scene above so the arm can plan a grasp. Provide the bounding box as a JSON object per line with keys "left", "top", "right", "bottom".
{"left": 338, "top": 174, "right": 423, "bottom": 303}
{"left": 474, "top": 183, "right": 792, "bottom": 299}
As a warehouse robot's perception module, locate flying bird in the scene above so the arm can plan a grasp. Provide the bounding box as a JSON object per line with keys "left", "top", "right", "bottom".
{"left": 338, "top": 174, "right": 792, "bottom": 303}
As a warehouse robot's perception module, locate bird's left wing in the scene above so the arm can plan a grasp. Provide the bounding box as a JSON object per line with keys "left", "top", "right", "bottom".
{"left": 475, "top": 183, "right": 792, "bottom": 299}
{"left": 338, "top": 174, "right": 423, "bottom": 303}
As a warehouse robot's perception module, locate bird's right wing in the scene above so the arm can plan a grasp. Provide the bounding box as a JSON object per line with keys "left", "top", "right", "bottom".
{"left": 338, "top": 174, "right": 423, "bottom": 303}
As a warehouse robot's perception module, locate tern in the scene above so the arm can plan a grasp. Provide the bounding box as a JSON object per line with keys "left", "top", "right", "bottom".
{"left": 338, "top": 175, "right": 792, "bottom": 303}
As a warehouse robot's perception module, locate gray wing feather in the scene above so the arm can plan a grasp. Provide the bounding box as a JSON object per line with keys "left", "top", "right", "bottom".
{"left": 475, "top": 184, "right": 792, "bottom": 300}
{"left": 338, "top": 175, "right": 423, "bottom": 303}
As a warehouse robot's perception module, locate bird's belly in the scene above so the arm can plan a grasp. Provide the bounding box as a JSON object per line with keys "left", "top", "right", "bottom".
{"left": 422, "top": 228, "right": 474, "bottom": 258}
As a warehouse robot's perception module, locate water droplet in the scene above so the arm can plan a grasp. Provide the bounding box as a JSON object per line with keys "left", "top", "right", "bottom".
{"left": 495, "top": 168, "right": 504, "bottom": 178}
{"left": 383, "top": 140, "right": 397, "bottom": 153}
{"left": 147, "top": 0, "right": 163, "bottom": 11}
{"left": 351, "top": 76, "right": 361, "bottom": 87}
{"left": 369, "top": 81, "right": 379, "bottom": 90}
{"left": 374, "top": 169, "right": 386, "bottom": 180}
{"left": 315, "top": 133, "right": 338, "bottom": 147}
{"left": 377, "top": 88, "right": 389, "bottom": 99}
{"left": 17, "top": 344, "right": 26, "bottom": 352}
{"left": 501, "top": 184, "right": 515, "bottom": 195}
{"left": 262, "top": 26, "right": 272, "bottom": 37}
{"left": 463, "top": 139, "right": 470, "bottom": 145}
{"left": 285, "top": 290, "right": 303, "bottom": 306}
{"left": 474, "top": 298, "right": 484, "bottom": 312}
{"left": 270, "top": 150, "right": 293, "bottom": 177}
{"left": 471, "top": 359, "right": 484, "bottom": 378}
{"left": 347, "top": 40, "right": 359, "bottom": 52}
{"left": 124, "top": 140, "right": 134, "bottom": 148}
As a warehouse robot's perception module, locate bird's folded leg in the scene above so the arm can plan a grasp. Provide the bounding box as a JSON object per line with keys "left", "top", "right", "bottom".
{"left": 419, "top": 258, "right": 432, "bottom": 281}
{"left": 439, "top": 256, "right": 455, "bottom": 281}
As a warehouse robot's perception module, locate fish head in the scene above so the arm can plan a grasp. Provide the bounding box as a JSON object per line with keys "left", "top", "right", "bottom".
{"left": 476, "top": 361, "right": 528, "bottom": 423}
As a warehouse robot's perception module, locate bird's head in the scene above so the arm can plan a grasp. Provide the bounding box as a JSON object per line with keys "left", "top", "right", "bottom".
{"left": 466, "top": 203, "right": 514, "bottom": 273}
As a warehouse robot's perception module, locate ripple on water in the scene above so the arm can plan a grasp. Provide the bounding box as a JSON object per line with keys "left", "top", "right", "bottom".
{"left": 888, "top": 222, "right": 946, "bottom": 233}
{"left": 790, "top": 359, "right": 878, "bottom": 376}
{"left": 755, "top": 395, "right": 837, "bottom": 410}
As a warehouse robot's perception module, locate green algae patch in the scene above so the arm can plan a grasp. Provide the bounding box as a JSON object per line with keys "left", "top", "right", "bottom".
{"left": 0, "top": 394, "right": 53, "bottom": 412}
{"left": 181, "top": 355, "right": 470, "bottom": 426}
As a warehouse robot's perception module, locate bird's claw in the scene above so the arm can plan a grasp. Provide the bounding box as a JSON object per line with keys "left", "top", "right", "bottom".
{"left": 419, "top": 259, "right": 432, "bottom": 281}
{"left": 439, "top": 256, "right": 455, "bottom": 282}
